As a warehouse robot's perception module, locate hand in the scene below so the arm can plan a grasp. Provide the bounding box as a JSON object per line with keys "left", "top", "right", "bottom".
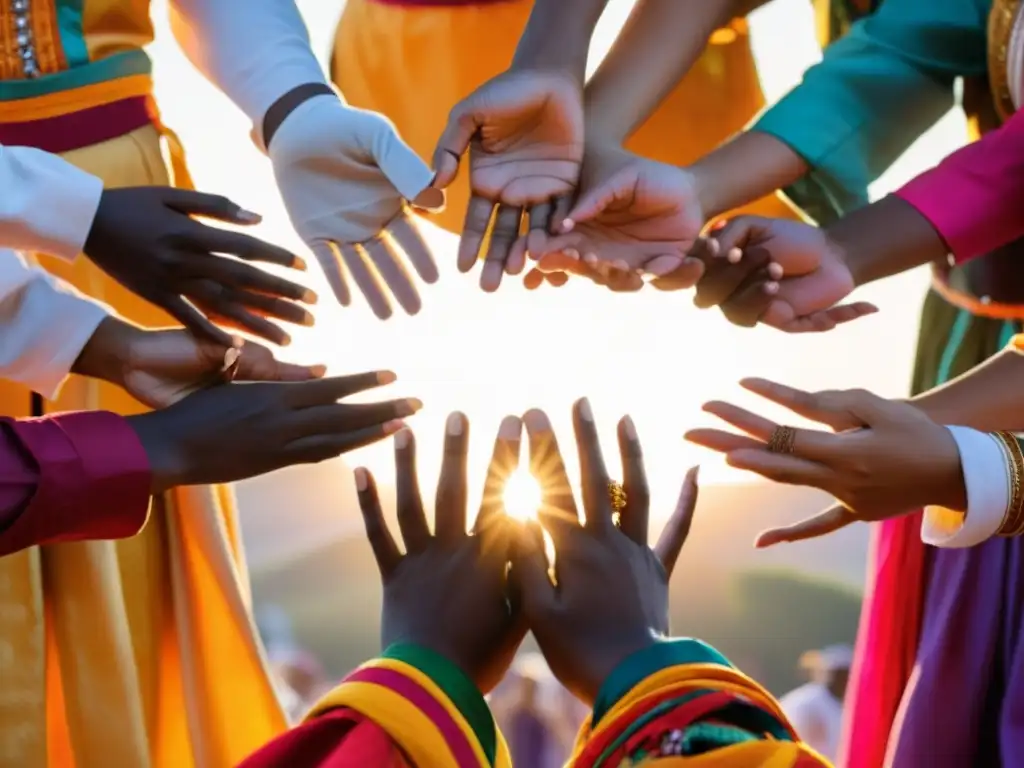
{"left": 685, "top": 378, "right": 965, "bottom": 545}
{"left": 270, "top": 94, "right": 445, "bottom": 318}
{"left": 433, "top": 70, "right": 584, "bottom": 291}
{"left": 84, "top": 187, "right": 316, "bottom": 346}
{"left": 73, "top": 317, "right": 325, "bottom": 408}
{"left": 127, "top": 371, "right": 422, "bottom": 493}
{"left": 529, "top": 147, "right": 705, "bottom": 291}
{"left": 510, "top": 401, "right": 697, "bottom": 704}
{"left": 355, "top": 413, "right": 527, "bottom": 693}
{"left": 693, "top": 216, "right": 878, "bottom": 332}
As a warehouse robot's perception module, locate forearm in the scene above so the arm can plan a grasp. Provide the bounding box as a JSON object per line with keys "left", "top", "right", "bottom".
{"left": 910, "top": 346, "right": 1024, "bottom": 432}
{"left": 511, "top": 0, "right": 611, "bottom": 80}
{"left": 689, "top": 131, "right": 810, "bottom": 219}
{"left": 826, "top": 195, "right": 949, "bottom": 288}
{"left": 584, "top": 0, "right": 751, "bottom": 143}
{"left": 168, "top": 0, "right": 328, "bottom": 146}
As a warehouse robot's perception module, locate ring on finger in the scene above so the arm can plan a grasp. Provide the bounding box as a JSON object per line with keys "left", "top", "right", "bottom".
{"left": 766, "top": 425, "right": 797, "bottom": 455}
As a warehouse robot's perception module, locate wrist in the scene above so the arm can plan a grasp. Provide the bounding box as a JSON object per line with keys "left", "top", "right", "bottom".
{"left": 510, "top": 0, "right": 607, "bottom": 81}
{"left": 72, "top": 316, "right": 136, "bottom": 386}
{"left": 125, "top": 411, "right": 186, "bottom": 494}
{"left": 261, "top": 83, "right": 339, "bottom": 151}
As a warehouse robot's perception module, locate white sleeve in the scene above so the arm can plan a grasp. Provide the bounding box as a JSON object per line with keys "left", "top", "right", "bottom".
{"left": 0, "top": 248, "right": 109, "bottom": 399}
{"left": 0, "top": 144, "right": 103, "bottom": 261}
{"left": 168, "top": 0, "right": 329, "bottom": 146}
{"left": 921, "top": 426, "right": 1010, "bottom": 548}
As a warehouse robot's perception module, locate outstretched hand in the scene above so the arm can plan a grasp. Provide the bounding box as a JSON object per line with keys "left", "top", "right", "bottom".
{"left": 685, "top": 378, "right": 965, "bottom": 546}
{"left": 433, "top": 70, "right": 585, "bottom": 292}
{"left": 510, "top": 401, "right": 697, "bottom": 704}
{"left": 356, "top": 413, "right": 528, "bottom": 693}
{"left": 270, "top": 94, "right": 445, "bottom": 319}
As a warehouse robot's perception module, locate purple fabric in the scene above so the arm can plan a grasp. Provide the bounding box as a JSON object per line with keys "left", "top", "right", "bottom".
{"left": 887, "top": 540, "right": 1024, "bottom": 766}
{"left": 508, "top": 710, "right": 552, "bottom": 767}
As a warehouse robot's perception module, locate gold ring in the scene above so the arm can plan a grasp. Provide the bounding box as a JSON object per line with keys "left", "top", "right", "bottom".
{"left": 767, "top": 426, "right": 797, "bottom": 455}
{"left": 607, "top": 481, "right": 627, "bottom": 513}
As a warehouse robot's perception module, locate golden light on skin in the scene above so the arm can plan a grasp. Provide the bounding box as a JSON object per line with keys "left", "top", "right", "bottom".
{"left": 502, "top": 469, "right": 544, "bottom": 522}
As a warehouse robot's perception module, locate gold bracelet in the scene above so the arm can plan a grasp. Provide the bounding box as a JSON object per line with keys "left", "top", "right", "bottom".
{"left": 995, "top": 431, "right": 1024, "bottom": 537}
{"left": 992, "top": 433, "right": 1017, "bottom": 535}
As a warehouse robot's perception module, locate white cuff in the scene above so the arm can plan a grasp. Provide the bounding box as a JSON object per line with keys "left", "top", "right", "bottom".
{"left": 0, "top": 145, "right": 103, "bottom": 260}
{"left": 921, "top": 426, "right": 1009, "bottom": 548}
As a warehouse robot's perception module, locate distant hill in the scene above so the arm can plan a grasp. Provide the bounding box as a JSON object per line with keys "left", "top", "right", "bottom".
{"left": 241, "top": 475, "right": 869, "bottom": 677}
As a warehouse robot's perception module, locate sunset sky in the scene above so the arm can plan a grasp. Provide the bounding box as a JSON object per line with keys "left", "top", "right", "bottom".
{"left": 148, "top": 0, "right": 969, "bottom": 521}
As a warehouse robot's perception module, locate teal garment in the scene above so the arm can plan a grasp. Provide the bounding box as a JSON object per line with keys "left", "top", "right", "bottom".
{"left": 756, "top": 0, "right": 990, "bottom": 223}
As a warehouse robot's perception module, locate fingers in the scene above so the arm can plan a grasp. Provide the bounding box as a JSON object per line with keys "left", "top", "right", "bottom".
{"left": 755, "top": 503, "right": 856, "bottom": 548}
{"left": 524, "top": 408, "right": 579, "bottom": 542}
{"left": 312, "top": 242, "right": 351, "bottom": 307}
{"left": 435, "top": 412, "right": 469, "bottom": 543}
{"left": 481, "top": 205, "right": 523, "bottom": 292}
{"left": 389, "top": 215, "right": 440, "bottom": 285}
{"left": 285, "top": 419, "right": 406, "bottom": 463}
{"left": 684, "top": 427, "right": 765, "bottom": 454}
{"left": 725, "top": 448, "right": 834, "bottom": 488}
{"left": 232, "top": 341, "right": 326, "bottom": 382}
{"left": 739, "top": 378, "right": 891, "bottom": 429}
{"left": 187, "top": 226, "right": 302, "bottom": 269}
{"left": 699, "top": 400, "right": 844, "bottom": 462}
{"left": 617, "top": 416, "right": 650, "bottom": 545}
{"left": 372, "top": 125, "right": 436, "bottom": 203}
{"left": 355, "top": 467, "right": 402, "bottom": 577}
{"left": 174, "top": 251, "right": 315, "bottom": 303}
{"left": 718, "top": 269, "right": 777, "bottom": 328}
{"left": 772, "top": 302, "right": 879, "bottom": 333}
{"left": 162, "top": 295, "right": 235, "bottom": 347}
{"left": 363, "top": 237, "right": 421, "bottom": 316}
{"left": 458, "top": 197, "right": 494, "bottom": 273}
{"left": 571, "top": 398, "right": 613, "bottom": 532}
{"left": 289, "top": 398, "right": 423, "bottom": 437}
{"left": 476, "top": 415, "right": 523, "bottom": 535}
{"left": 564, "top": 170, "right": 633, "bottom": 225}
{"left": 432, "top": 108, "right": 479, "bottom": 189}
{"left": 510, "top": 520, "right": 555, "bottom": 612}
{"left": 190, "top": 284, "right": 294, "bottom": 346}
{"left": 648, "top": 257, "right": 704, "bottom": 292}
{"left": 340, "top": 243, "right": 393, "bottom": 320}
{"left": 162, "top": 189, "right": 262, "bottom": 226}
{"left": 287, "top": 370, "right": 397, "bottom": 407}
{"left": 394, "top": 428, "right": 431, "bottom": 554}
{"left": 655, "top": 466, "right": 698, "bottom": 576}
{"left": 693, "top": 246, "right": 772, "bottom": 310}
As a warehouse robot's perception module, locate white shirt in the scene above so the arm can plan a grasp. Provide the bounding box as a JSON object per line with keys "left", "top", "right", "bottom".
{"left": 0, "top": 144, "right": 108, "bottom": 399}
{"left": 779, "top": 682, "right": 844, "bottom": 761}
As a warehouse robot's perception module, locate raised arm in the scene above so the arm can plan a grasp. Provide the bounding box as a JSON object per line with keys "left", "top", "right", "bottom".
{"left": 584, "top": 0, "right": 769, "bottom": 144}
{"left": 511, "top": 0, "right": 612, "bottom": 78}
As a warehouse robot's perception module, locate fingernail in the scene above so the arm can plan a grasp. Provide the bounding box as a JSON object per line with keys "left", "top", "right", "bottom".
{"left": 294, "top": 257, "right": 308, "bottom": 271}
{"left": 710, "top": 219, "right": 727, "bottom": 231}
{"left": 236, "top": 208, "right": 262, "bottom": 224}
{"left": 565, "top": 249, "right": 580, "bottom": 260}
{"left": 560, "top": 218, "right": 574, "bottom": 233}
{"left": 688, "top": 465, "right": 700, "bottom": 482}
{"left": 768, "top": 263, "right": 784, "bottom": 280}
{"left": 302, "top": 288, "right": 318, "bottom": 304}
{"left": 446, "top": 412, "right": 464, "bottom": 436}
{"left": 310, "top": 364, "right": 327, "bottom": 377}
{"left": 383, "top": 419, "right": 405, "bottom": 435}
{"left": 622, "top": 415, "right": 637, "bottom": 439}
{"left": 300, "top": 311, "right": 315, "bottom": 326}
{"left": 578, "top": 398, "right": 593, "bottom": 422}
{"left": 612, "top": 259, "right": 629, "bottom": 272}
{"left": 727, "top": 247, "right": 742, "bottom": 264}
{"left": 222, "top": 346, "right": 240, "bottom": 370}
{"left": 523, "top": 409, "right": 551, "bottom": 433}
{"left": 279, "top": 334, "right": 292, "bottom": 347}
{"left": 499, "top": 415, "right": 522, "bottom": 440}
{"left": 584, "top": 253, "right": 598, "bottom": 266}
{"left": 707, "top": 239, "right": 721, "bottom": 257}
{"left": 400, "top": 398, "right": 424, "bottom": 416}
{"left": 765, "top": 282, "right": 779, "bottom": 295}
{"left": 354, "top": 467, "right": 368, "bottom": 491}
{"left": 394, "top": 428, "right": 410, "bottom": 449}
{"left": 377, "top": 371, "right": 398, "bottom": 385}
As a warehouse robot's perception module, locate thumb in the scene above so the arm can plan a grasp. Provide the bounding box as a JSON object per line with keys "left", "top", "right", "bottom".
{"left": 233, "top": 341, "right": 327, "bottom": 382}
{"left": 510, "top": 520, "right": 556, "bottom": 614}
{"left": 432, "top": 106, "right": 479, "bottom": 189}
{"left": 709, "top": 216, "right": 766, "bottom": 260}
{"left": 563, "top": 170, "right": 637, "bottom": 226}
{"left": 371, "top": 128, "right": 442, "bottom": 209}
{"left": 161, "top": 188, "right": 261, "bottom": 225}
{"left": 754, "top": 504, "right": 856, "bottom": 548}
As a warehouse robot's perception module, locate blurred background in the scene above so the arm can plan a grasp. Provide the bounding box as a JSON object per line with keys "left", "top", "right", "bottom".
{"left": 147, "top": 0, "right": 968, "bottom": 728}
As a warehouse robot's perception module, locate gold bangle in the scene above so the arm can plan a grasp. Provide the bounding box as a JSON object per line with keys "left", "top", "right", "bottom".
{"left": 993, "top": 433, "right": 1017, "bottom": 534}
{"left": 995, "top": 431, "right": 1024, "bottom": 537}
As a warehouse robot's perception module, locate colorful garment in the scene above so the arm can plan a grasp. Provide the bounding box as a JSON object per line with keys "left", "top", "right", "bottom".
{"left": 753, "top": 0, "right": 1024, "bottom": 765}
{"left": 0, "top": 3, "right": 285, "bottom": 766}
{"left": 330, "top": 0, "right": 799, "bottom": 237}
{"left": 238, "top": 640, "right": 831, "bottom": 767}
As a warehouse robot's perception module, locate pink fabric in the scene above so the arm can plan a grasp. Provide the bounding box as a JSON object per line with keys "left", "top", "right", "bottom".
{"left": 895, "top": 108, "right": 1024, "bottom": 263}
{"left": 836, "top": 514, "right": 926, "bottom": 768}
{"left": 0, "top": 410, "right": 152, "bottom": 556}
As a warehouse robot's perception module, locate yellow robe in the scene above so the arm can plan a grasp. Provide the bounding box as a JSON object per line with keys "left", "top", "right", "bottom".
{"left": 331, "top": 0, "right": 799, "bottom": 236}
{"left": 0, "top": 4, "right": 286, "bottom": 766}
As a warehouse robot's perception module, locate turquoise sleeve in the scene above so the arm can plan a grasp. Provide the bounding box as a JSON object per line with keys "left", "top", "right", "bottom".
{"left": 754, "top": 0, "right": 990, "bottom": 222}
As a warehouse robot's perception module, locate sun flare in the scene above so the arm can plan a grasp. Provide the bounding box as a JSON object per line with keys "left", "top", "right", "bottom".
{"left": 502, "top": 470, "right": 543, "bottom": 522}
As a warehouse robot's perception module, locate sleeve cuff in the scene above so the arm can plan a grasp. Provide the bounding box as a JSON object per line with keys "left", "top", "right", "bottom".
{"left": 922, "top": 426, "right": 1008, "bottom": 548}
{"left": 0, "top": 145, "right": 102, "bottom": 260}
{"left": 0, "top": 411, "right": 150, "bottom": 554}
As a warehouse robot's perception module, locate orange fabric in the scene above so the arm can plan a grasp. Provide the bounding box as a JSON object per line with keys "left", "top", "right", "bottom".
{"left": 331, "top": 1, "right": 798, "bottom": 235}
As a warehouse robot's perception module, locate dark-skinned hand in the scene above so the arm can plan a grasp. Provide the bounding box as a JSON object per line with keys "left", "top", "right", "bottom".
{"left": 84, "top": 187, "right": 316, "bottom": 346}
{"left": 356, "top": 412, "right": 528, "bottom": 693}
{"left": 127, "top": 371, "right": 420, "bottom": 493}
{"left": 511, "top": 401, "right": 698, "bottom": 705}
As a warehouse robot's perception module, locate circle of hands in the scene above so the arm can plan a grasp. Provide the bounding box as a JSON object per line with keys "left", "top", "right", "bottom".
{"left": 87, "top": 66, "right": 961, "bottom": 559}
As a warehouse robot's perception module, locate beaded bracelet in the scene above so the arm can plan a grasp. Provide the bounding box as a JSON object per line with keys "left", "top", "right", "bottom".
{"left": 995, "top": 431, "right": 1024, "bottom": 537}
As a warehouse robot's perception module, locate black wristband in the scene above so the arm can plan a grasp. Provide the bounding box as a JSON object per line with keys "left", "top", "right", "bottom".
{"left": 262, "top": 82, "right": 337, "bottom": 149}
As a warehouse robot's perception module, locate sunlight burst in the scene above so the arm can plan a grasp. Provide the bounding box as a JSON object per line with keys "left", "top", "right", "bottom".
{"left": 502, "top": 470, "right": 543, "bottom": 522}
